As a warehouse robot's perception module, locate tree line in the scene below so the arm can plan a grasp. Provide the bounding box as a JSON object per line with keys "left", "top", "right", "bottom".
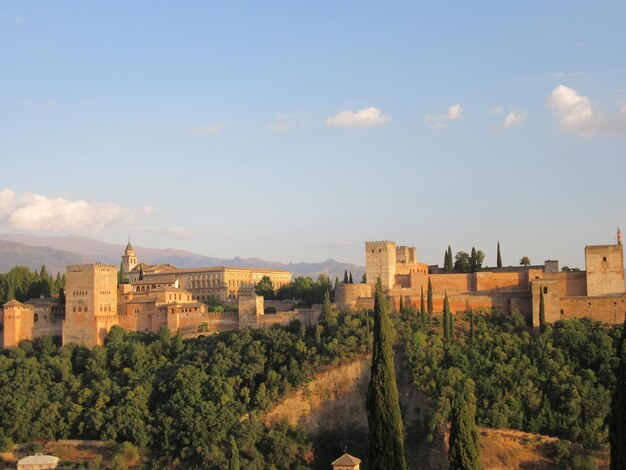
{"left": 0, "top": 266, "right": 65, "bottom": 304}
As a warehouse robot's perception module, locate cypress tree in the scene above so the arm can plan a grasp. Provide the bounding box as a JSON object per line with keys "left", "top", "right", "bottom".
{"left": 118, "top": 261, "right": 124, "bottom": 284}
{"left": 470, "top": 247, "right": 478, "bottom": 273}
{"left": 497, "top": 241, "right": 502, "bottom": 268}
{"left": 539, "top": 289, "right": 546, "bottom": 333}
{"left": 367, "top": 280, "right": 407, "bottom": 470}
{"left": 610, "top": 317, "right": 626, "bottom": 469}
{"left": 399, "top": 295, "right": 404, "bottom": 313}
{"left": 445, "top": 246, "right": 454, "bottom": 273}
{"left": 343, "top": 270, "right": 349, "bottom": 284}
{"left": 443, "top": 293, "right": 451, "bottom": 341}
{"left": 469, "top": 309, "right": 475, "bottom": 342}
{"left": 321, "top": 290, "right": 333, "bottom": 320}
{"left": 314, "top": 322, "right": 322, "bottom": 346}
{"left": 349, "top": 272, "right": 354, "bottom": 284}
{"left": 420, "top": 287, "right": 427, "bottom": 328}
{"left": 427, "top": 278, "right": 433, "bottom": 317}
{"left": 229, "top": 436, "right": 240, "bottom": 470}
{"left": 449, "top": 390, "right": 482, "bottom": 470}
{"left": 362, "top": 273, "right": 367, "bottom": 284}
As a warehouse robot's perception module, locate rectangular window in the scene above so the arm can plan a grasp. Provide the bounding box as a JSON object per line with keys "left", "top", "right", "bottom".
{"left": 543, "top": 287, "right": 548, "bottom": 294}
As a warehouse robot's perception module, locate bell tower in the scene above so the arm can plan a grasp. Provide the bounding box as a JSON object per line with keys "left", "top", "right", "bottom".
{"left": 121, "top": 238, "right": 138, "bottom": 279}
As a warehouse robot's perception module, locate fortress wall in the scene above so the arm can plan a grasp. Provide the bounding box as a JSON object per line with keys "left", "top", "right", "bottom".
{"left": 257, "top": 308, "right": 321, "bottom": 329}
{"left": 545, "top": 271, "right": 587, "bottom": 297}
{"left": 335, "top": 284, "right": 374, "bottom": 313}
{"left": 586, "top": 245, "right": 625, "bottom": 296}
{"left": 560, "top": 296, "right": 626, "bottom": 325}
{"left": 475, "top": 271, "right": 527, "bottom": 291}
{"left": 429, "top": 274, "right": 472, "bottom": 295}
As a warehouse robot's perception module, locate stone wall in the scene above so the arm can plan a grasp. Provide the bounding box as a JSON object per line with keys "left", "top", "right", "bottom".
{"left": 334, "top": 284, "right": 374, "bottom": 313}
{"left": 585, "top": 245, "right": 625, "bottom": 296}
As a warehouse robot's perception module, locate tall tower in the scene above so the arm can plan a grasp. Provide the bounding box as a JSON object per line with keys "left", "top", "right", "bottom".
{"left": 365, "top": 241, "right": 397, "bottom": 291}
{"left": 121, "top": 238, "right": 138, "bottom": 279}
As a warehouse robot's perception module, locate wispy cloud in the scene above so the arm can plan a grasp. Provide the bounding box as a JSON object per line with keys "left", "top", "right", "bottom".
{"left": 189, "top": 123, "right": 225, "bottom": 136}
{"left": 326, "top": 107, "right": 390, "bottom": 128}
{"left": 546, "top": 85, "right": 626, "bottom": 136}
{"left": 502, "top": 112, "right": 526, "bottom": 129}
{"left": 491, "top": 106, "right": 503, "bottom": 115}
{"left": 14, "top": 15, "right": 23, "bottom": 24}
{"left": 269, "top": 113, "right": 307, "bottom": 132}
{"left": 425, "top": 104, "right": 464, "bottom": 129}
{"left": 0, "top": 189, "right": 153, "bottom": 233}
{"left": 549, "top": 71, "right": 589, "bottom": 79}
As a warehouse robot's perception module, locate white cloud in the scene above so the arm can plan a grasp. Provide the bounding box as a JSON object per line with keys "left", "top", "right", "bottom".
{"left": 190, "top": 123, "right": 225, "bottom": 136}
{"left": 425, "top": 104, "right": 464, "bottom": 129}
{"left": 549, "top": 71, "right": 589, "bottom": 79}
{"left": 326, "top": 107, "right": 390, "bottom": 128}
{"left": 269, "top": 113, "right": 306, "bottom": 132}
{"left": 446, "top": 104, "right": 463, "bottom": 120}
{"left": 547, "top": 85, "right": 626, "bottom": 136}
{"left": 502, "top": 112, "right": 526, "bottom": 129}
{"left": 0, "top": 189, "right": 153, "bottom": 233}
{"left": 491, "top": 106, "right": 503, "bottom": 115}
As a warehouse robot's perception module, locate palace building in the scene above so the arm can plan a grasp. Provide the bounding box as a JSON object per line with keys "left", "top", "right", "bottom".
{"left": 0, "top": 241, "right": 310, "bottom": 349}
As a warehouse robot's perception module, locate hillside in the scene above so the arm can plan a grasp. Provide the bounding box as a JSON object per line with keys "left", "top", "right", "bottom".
{"left": 0, "top": 240, "right": 95, "bottom": 274}
{"left": 264, "top": 356, "right": 610, "bottom": 470}
{"left": 0, "top": 233, "right": 365, "bottom": 279}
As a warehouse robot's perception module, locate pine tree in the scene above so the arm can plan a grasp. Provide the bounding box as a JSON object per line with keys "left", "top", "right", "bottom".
{"left": 229, "top": 436, "right": 240, "bottom": 470}
{"left": 497, "top": 241, "right": 502, "bottom": 268}
{"left": 539, "top": 287, "right": 546, "bottom": 333}
{"left": 367, "top": 280, "right": 407, "bottom": 470}
{"left": 420, "top": 287, "right": 427, "bottom": 328}
{"left": 449, "top": 389, "right": 482, "bottom": 470}
{"left": 427, "top": 278, "right": 433, "bottom": 317}
{"left": 610, "top": 317, "right": 626, "bottom": 470}
{"left": 343, "top": 270, "right": 349, "bottom": 284}
{"left": 349, "top": 272, "right": 354, "bottom": 284}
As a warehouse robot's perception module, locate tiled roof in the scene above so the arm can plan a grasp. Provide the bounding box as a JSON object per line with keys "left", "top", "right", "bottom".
{"left": 332, "top": 453, "right": 361, "bottom": 466}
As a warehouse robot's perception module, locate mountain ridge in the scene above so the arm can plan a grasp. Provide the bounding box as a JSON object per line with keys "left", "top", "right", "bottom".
{"left": 0, "top": 234, "right": 365, "bottom": 279}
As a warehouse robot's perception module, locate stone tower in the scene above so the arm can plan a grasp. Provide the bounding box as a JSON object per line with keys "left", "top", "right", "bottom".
{"left": 365, "top": 241, "right": 397, "bottom": 291}
{"left": 585, "top": 243, "right": 625, "bottom": 297}
{"left": 121, "top": 239, "right": 138, "bottom": 279}
{"left": 62, "top": 263, "right": 119, "bottom": 347}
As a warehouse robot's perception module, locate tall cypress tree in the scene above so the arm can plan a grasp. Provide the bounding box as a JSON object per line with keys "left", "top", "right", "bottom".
{"left": 420, "top": 287, "right": 427, "bottom": 328}
{"left": 229, "top": 436, "right": 240, "bottom": 470}
{"left": 443, "top": 293, "right": 451, "bottom": 341}
{"left": 449, "top": 389, "right": 482, "bottom": 470}
{"left": 539, "top": 289, "right": 546, "bottom": 333}
{"left": 470, "top": 247, "right": 478, "bottom": 273}
{"left": 469, "top": 309, "right": 475, "bottom": 342}
{"left": 349, "top": 272, "right": 354, "bottom": 284}
{"left": 427, "top": 278, "right": 433, "bottom": 317}
{"left": 497, "top": 241, "right": 502, "bottom": 268}
{"left": 367, "top": 280, "right": 407, "bottom": 470}
{"left": 343, "top": 270, "right": 349, "bottom": 284}
{"left": 445, "top": 246, "right": 454, "bottom": 273}
{"left": 610, "top": 317, "right": 626, "bottom": 469}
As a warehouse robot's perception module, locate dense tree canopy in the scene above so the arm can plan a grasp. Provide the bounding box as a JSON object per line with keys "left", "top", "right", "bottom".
{"left": 0, "top": 266, "right": 65, "bottom": 304}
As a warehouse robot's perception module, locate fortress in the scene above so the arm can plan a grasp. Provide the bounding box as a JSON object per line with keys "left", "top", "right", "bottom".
{"left": 0, "top": 242, "right": 319, "bottom": 349}
{"left": 335, "top": 230, "right": 626, "bottom": 328}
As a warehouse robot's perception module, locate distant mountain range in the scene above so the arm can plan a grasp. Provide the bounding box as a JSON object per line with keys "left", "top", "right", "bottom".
{"left": 0, "top": 234, "right": 365, "bottom": 280}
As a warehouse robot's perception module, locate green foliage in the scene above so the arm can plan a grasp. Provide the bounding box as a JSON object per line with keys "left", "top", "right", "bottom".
{"left": 539, "top": 288, "right": 546, "bottom": 333}
{"left": 497, "top": 241, "right": 502, "bottom": 268}
{"left": 420, "top": 287, "right": 427, "bottom": 329}
{"left": 229, "top": 435, "right": 240, "bottom": 470}
{"left": 454, "top": 249, "right": 485, "bottom": 273}
{"left": 445, "top": 246, "right": 454, "bottom": 273}
{"left": 343, "top": 270, "right": 349, "bottom": 284}
{"left": 349, "top": 272, "right": 353, "bottom": 284}
{"left": 0, "top": 265, "right": 64, "bottom": 303}
{"left": 427, "top": 278, "right": 433, "bottom": 317}
{"left": 443, "top": 293, "right": 452, "bottom": 342}
{"left": 400, "top": 311, "right": 622, "bottom": 450}
{"left": 520, "top": 256, "right": 531, "bottom": 266}
{"left": 255, "top": 276, "right": 275, "bottom": 300}
{"left": 449, "top": 385, "right": 482, "bottom": 470}
{"left": 0, "top": 309, "right": 371, "bottom": 468}
{"left": 367, "top": 280, "right": 407, "bottom": 470}
{"left": 276, "top": 274, "right": 333, "bottom": 307}
{"left": 0, "top": 429, "right": 13, "bottom": 452}
{"left": 610, "top": 321, "right": 626, "bottom": 470}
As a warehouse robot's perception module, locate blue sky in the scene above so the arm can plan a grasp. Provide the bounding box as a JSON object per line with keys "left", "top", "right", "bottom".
{"left": 1, "top": 1, "right": 625, "bottom": 268}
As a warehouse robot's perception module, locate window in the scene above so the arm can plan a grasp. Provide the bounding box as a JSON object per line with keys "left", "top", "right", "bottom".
{"left": 34, "top": 313, "right": 39, "bottom": 322}
{"left": 543, "top": 287, "right": 548, "bottom": 294}
{"left": 603, "top": 256, "right": 607, "bottom": 261}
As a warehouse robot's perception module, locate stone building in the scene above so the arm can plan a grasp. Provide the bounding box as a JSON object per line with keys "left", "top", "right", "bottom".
{"left": 336, "top": 231, "right": 626, "bottom": 327}
{"left": 122, "top": 241, "right": 292, "bottom": 302}
{"left": 1, "top": 241, "right": 318, "bottom": 349}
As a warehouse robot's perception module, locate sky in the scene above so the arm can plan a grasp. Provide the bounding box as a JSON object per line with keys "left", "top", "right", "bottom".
{"left": 1, "top": 1, "right": 625, "bottom": 269}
